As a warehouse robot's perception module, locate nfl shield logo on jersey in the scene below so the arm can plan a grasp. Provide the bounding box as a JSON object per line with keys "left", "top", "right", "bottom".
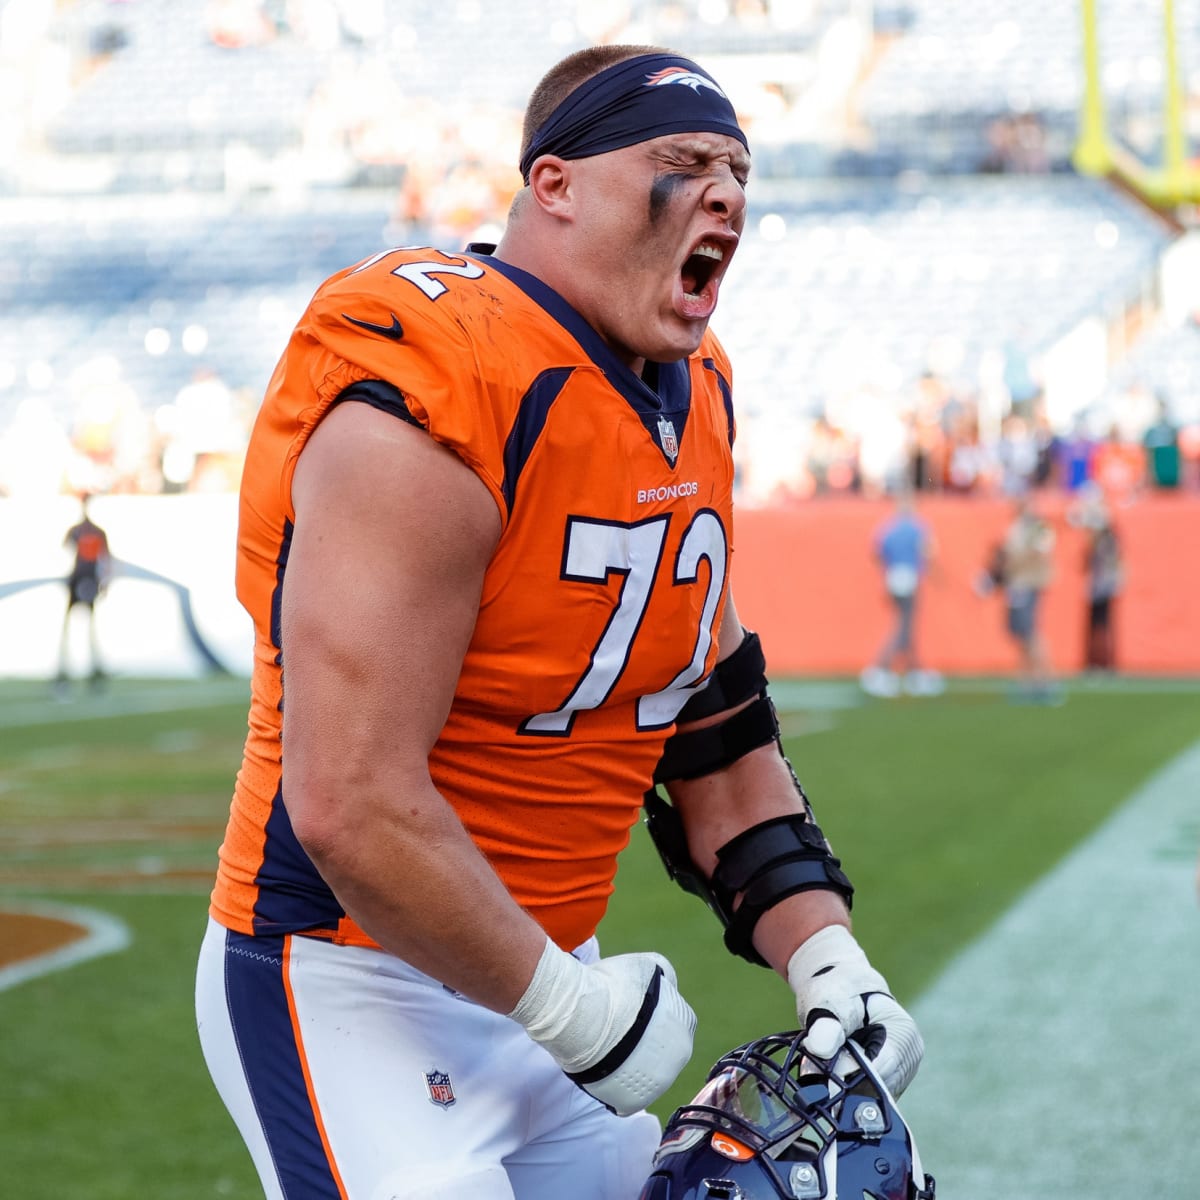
{"left": 425, "top": 1069, "right": 456, "bottom": 1109}
{"left": 657, "top": 416, "right": 679, "bottom": 462}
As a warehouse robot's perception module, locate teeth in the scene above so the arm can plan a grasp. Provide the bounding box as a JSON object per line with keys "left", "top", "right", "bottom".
{"left": 684, "top": 242, "right": 724, "bottom": 300}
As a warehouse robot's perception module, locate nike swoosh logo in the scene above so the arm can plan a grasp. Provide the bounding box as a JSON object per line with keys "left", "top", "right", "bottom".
{"left": 342, "top": 312, "right": 404, "bottom": 340}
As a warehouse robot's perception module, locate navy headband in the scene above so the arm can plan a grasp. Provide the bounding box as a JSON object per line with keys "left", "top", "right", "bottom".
{"left": 519, "top": 53, "right": 748, "bottom": 183}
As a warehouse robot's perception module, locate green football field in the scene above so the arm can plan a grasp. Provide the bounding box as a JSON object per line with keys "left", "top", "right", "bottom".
{"left": 1, "top": 674, "right": 1198, "bottom": 1199}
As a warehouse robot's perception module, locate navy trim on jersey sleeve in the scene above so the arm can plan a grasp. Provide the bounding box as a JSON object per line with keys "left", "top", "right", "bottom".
{"left": 501, "top": 367, "right": 576, "bottom": 516}
{"left": 335, "top": 378, "right": 423, "bottom": 429}
{"left": 701, "top": 358, "right": 735, "bottom": 448}
{"left": 269, "top": 519, "right": 292, "bottom": 656}
{"left": 252, "top": 783, "right": 345, "bottom": 936}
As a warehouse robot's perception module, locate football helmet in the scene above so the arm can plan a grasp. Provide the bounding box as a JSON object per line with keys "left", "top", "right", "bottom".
{"left": 637, "top": 1028, "right": 935, "bottom": 1200}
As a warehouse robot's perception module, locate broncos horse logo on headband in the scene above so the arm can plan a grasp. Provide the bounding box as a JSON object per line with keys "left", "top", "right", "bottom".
{"left": 518, "top": 53, "right": 747, "bottom": 183}
{"left": 643, "top": 66, "right": 730, "bottom": 98}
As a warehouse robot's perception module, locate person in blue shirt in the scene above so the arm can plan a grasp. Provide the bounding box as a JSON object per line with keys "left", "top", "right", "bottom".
{"left": 1056, "top": 416, "right": 1095, "bottom": 492}
{"left": 860, "top": 493, "right": 943, "bottom": 698}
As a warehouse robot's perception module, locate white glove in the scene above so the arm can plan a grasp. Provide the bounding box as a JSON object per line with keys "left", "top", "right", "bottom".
{"left": 507, "top": 936, "right": 696, "bottom": 1117}
{"left": 787, "top": 924, "right": 923, "bottom": 1097}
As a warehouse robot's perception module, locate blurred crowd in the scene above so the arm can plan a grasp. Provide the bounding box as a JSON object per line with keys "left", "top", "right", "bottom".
{"left": 770, "top": 366, "right": 1199, "bottom": 507}
{"left": 213, "top": 0, "right": 841, "bottom": 247}
{"left": 0, "top": 360, "right": 255, "bottom": 499}
{"left": 2, "top": 0, "right": 1199, "bottom": 504}
{"left": 3, "top": 0, "right": 861, "bottom": 235}
{"left": 3, "top": 350, "right": 1195, "bottom": 503}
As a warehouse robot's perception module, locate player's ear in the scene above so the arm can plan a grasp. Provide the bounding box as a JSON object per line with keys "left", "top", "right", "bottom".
{"left": 526, "top": 155, "right": 573, "bottom": 216}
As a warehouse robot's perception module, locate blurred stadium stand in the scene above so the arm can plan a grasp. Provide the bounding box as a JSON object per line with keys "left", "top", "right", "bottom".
{"left": 859, "top": 0, "right": 1200, "bottom": 174}
{"left": 1106, "top": 311, "right": 1200, "bottom": 415}
{"left": 1, "top": 0, "right": 1199, "bottom": 505}
{"left": 0, "top": 190, "right": 397, "bottom": 414}
{"left": 725, "top": 174, "right": 1170, "bottom": 412}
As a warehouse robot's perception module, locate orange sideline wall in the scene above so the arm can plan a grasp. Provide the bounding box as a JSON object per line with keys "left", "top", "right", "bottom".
{"left": 731, "top": 494, "right": 1200, "bottom": 677}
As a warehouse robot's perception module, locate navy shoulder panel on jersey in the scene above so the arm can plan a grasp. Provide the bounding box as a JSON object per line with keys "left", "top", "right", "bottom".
{"left": 335, "top": 378, "right": 423, "bottom": 429}
{"left": 501, "top": 367, "right": 576, "bottom": 516}
{"left": 701, "top": 357, "right": 734, "bottom": 448}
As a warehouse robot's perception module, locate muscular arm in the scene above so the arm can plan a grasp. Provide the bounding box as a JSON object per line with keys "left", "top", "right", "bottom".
{"left": 666, "top": 594, "right": 850, "bottom": 976}
{"left": 666, "top": 595, "right": 924, "bottom": 1096}
{"left": 281, "top": 400, "right": 547, "bottom": 1013}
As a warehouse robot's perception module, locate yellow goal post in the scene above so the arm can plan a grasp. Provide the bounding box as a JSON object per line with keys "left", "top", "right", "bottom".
{"left": 1074, "top": 0, "right": 1200, "bottom": 206}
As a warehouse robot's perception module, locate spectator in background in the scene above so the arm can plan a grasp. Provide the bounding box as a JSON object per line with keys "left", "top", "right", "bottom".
{"left": 995, "top": 412, "right": 1039, "bottom": 495}
{"left": 1001, "top": 336, "right": 1041, "bottom": 413}
{"left": 860, "top": 493, "right": 943, "bottom": 698}
{"left": 1056, "top": 416, "right": 1095, "bottom": 492}
{"left": 1143, "top": 396, "right": 1182, "bottom": 490}
{"left": 980, "top": 114, "right": 1049, "bottom": 174}
{"left": 999, "top": 491, "right": 1060, "bottom": 703}
{"left": 206, "top": 0, "right": 278, "bottom": 48}
{"left": 856, "top": 388, "right": 909, "bottom": 498}
{"left": 1071, "top": 484, "right": 1123, "bottom": 674}
{"left": 159, "top": 367, "right": 245, "bottom": 492}
{"left": 806, "top": 414, "right": 858, "bottom": 495}
{"left": 1008, "top": 112, "right": 1050, "bottom": 174}
{"left": 55, "top": 494, "right": 111, "bottom": 694}
{"left": 1091, "top": 424, "right": 1143, "bottom": 505}
{"left": 979, "top": 115, "right": 1016, "bottom": 173}
{"left": 1030, "top": 403, "right": 1059, "bottom": 488}
{"left": 1180, "top": 419, "right": 1200, "bottom": 488}
{"left": 907, "top": 372, "right": 949, "bottom": 491}
{"left": 944, "top": 403, "right": 989, "bottom": 494}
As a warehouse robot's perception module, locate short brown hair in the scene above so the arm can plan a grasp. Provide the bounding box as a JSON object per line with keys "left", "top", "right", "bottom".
{"left": 519, "top": 44, "right": 673, "bottom": 168}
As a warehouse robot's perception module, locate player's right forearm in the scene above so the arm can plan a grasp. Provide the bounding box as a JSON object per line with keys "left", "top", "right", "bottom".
{"left": 287, "top": 777, "right": 547, "bottom": 1014}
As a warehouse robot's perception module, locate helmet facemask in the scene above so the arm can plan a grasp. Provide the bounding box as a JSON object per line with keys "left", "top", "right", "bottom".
{"left": 643, "top": 1029, "right": 935, "bottom": 1200}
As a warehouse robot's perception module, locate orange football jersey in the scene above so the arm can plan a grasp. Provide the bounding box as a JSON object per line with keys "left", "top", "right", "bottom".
{"left": 210, "top": 245, "right": 737, "bottom": 951}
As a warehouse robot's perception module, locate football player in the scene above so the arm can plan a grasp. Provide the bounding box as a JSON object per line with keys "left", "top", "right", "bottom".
{"left": 195, "top": 42, "right": 922, "bottom": 1200}
{"left": 56, "top": 493, "right": 110, "bottom": 689}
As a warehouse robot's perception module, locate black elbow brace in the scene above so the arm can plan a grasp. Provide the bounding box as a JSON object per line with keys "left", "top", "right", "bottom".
{"left": 653, "top": 696, "right": 780, "bottom": 783}
{"left": 654, "top": 631, "right": 776, "bottom": 784}
{"left": 643, "top": 791, "right": 854, "bottom": 967}
{"left": 675, "top": 629, "right": 767, "bottom": 723}
{"left": 714, "top": 814, "right": 854, "bottom": 964}
{"left": 645, "top": 628, "right": 855, "bottom": 966}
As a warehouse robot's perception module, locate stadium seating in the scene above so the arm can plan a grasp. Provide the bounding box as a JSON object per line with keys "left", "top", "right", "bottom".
{"left": 0, "top": 191, "right": 398, "bottom": 422}
{"left": 1105, "top": 315, "right": 1200, "bottom": 424}
{"left": 47, "top": 3, "right": 326, "bottom": 155}
{"left": 1, "top": 0, "right": 1197, "bottom": 495}
{"left": 857, "top": 0, "right": 1200, "bottom": 173}
{"left": 0, "top": 169, "right": 1174, "bottom": 437}
{"left": 721, "top": 174, "right": 1171, "bottom": 419}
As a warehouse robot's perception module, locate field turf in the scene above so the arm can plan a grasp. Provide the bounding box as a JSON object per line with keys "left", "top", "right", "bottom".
{"left": 1, "top": 675, "right": 1198, "bottom": 1198}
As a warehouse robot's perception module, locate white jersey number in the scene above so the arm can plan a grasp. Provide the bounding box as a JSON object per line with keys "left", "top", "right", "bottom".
{"left": 390, "top": 256, "right": 484, "bottom": 301}
{"left": 520, "top": 510, "right": 727, "bottom": 736}
{"left": 350, "top": 249, "right": 485, "bottom": 300}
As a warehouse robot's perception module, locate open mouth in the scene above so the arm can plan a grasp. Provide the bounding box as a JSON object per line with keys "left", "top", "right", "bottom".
{"left": 680, "top": 240, "right": 725, "bottom": 302}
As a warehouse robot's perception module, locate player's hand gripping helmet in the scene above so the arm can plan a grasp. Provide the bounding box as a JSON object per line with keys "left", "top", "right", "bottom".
{"left": 637, "top": 1028, "right": 935, "bottom": 1200}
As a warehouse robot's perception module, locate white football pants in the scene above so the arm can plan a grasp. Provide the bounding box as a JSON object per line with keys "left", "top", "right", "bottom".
{"left": 195, "top": 918, "right": 662, "bottom": 1200}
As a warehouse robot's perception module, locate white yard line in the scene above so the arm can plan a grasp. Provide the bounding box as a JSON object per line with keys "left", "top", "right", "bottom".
{"left": 901, "top": 739, "right": 1200, "bottom": 1198}
{"left": 0, "top": 678, "right": 248, "bottom": 729}
{"left": 0, "top": 900, "right": 131, "bottom": 992}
